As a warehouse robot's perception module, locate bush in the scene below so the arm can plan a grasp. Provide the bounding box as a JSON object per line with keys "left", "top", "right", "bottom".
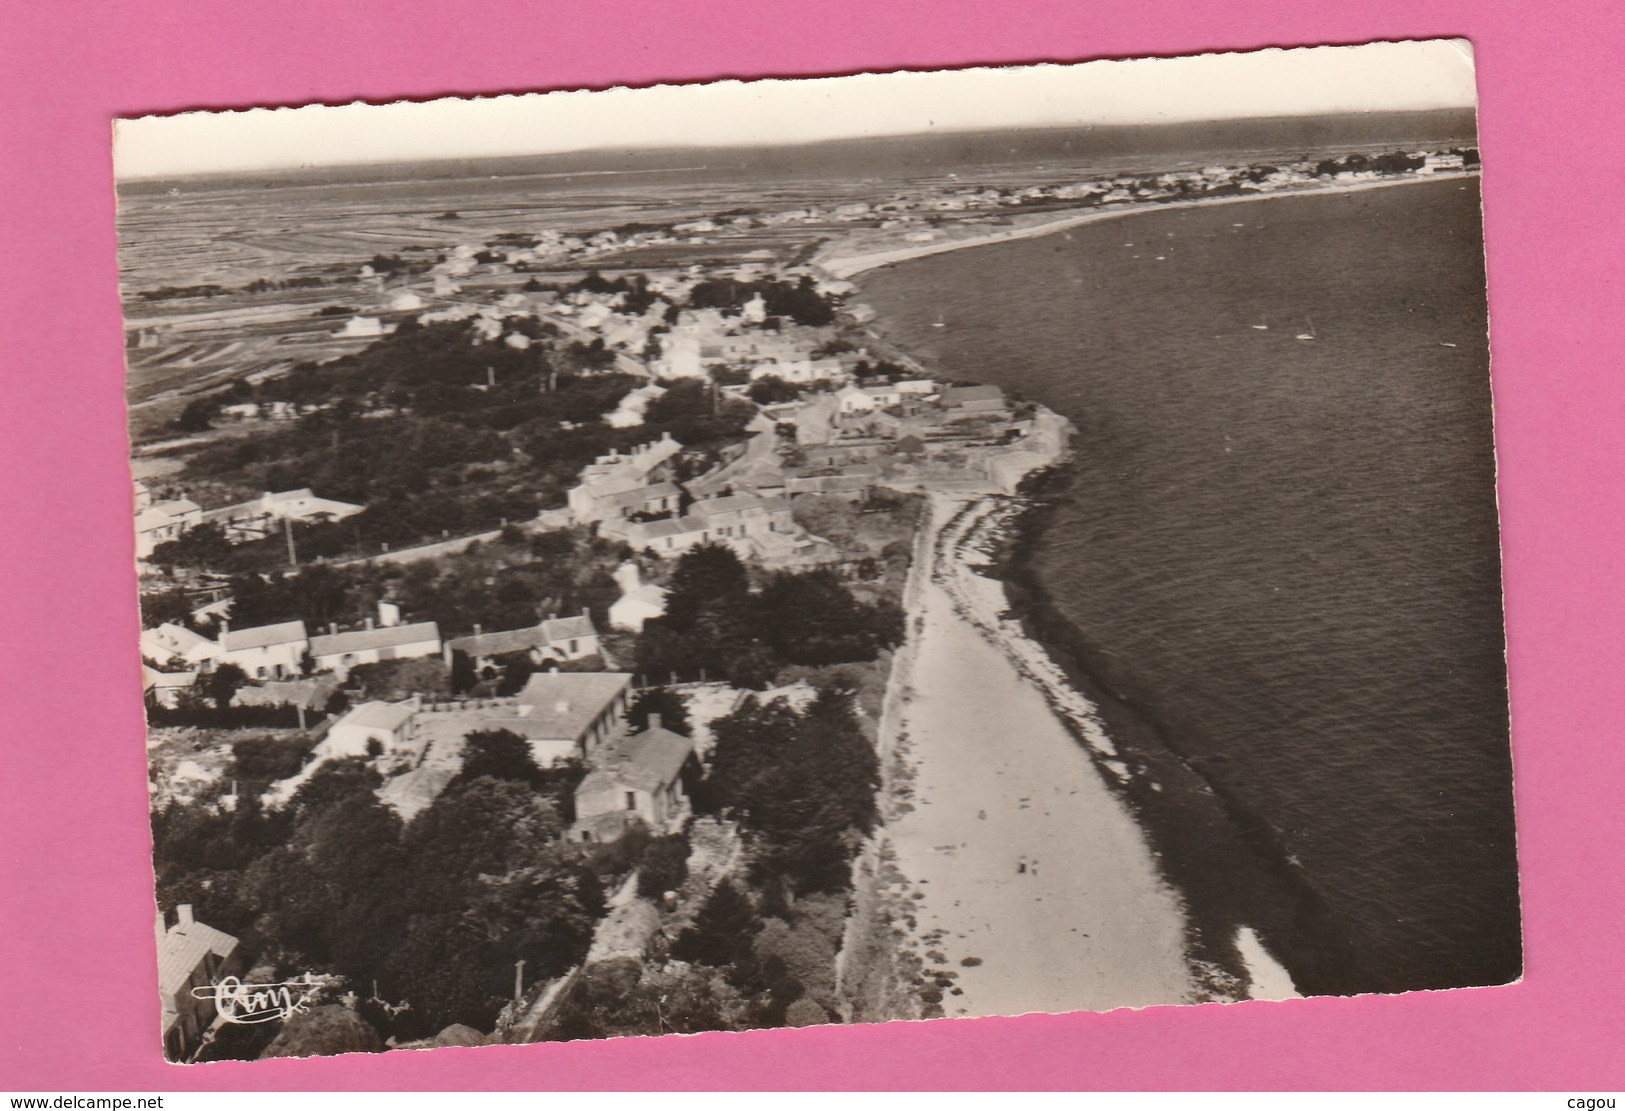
{"left": 636, "top": 832, "right": 690, "bottom": 899}
{"left": 227, "top": 734, "right": 319, "bottom": 790}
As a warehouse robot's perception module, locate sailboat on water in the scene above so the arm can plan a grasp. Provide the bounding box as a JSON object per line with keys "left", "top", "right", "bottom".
{"left": 1296, "top": 316, "right": 1317, "bottom": 341}
{"left": 931, "top": 312, "right": 946, "bottom": 329}
{"left": 1250, "top": 317, "right": 1269, "bottom": 331}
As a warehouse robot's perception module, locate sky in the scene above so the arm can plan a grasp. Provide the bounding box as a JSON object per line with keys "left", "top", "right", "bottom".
{"left": 114, "top": 39, "right": 1477, "bottom": 179}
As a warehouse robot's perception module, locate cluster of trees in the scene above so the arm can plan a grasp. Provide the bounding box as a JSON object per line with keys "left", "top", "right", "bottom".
{"left": 1312, "top": 150, "right": 1428, "bottom": 176}
{"left": 366, "top": 253, "right": 433, "bottom": 277}
{"left": 552, "top": 683, "right": 881, "bottom": 1037}
{"left": 138, "top": 274, "right": 335, "bottom": 303}
{"left": 179, "top": 527, "right": 624, "bottom": 646}
{"left": 699, "top": 687, "right": 880, "bottom": 894}
{"left": 167, "top": 317, "right": 759, "bottom": 564}
{"left": 152, "top": 738, "right": 604, "bottom": 1044}
{"left": 634, "top": 545, "right": 904, "bottom": 688}
{"left": 685, "top": 276, "right": 838, "bottom": 327}
{"left": 549, "top": 882, "right": 851, "bottom": 1038}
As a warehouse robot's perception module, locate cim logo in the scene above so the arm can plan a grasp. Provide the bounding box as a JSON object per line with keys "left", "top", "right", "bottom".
{"left": 191, "top": 974, "right": 325, "bottom": 1024}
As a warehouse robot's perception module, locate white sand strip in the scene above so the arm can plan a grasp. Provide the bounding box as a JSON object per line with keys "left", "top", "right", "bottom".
{"left": 883, "top": 498, "right": 1193, "bottom": 1019}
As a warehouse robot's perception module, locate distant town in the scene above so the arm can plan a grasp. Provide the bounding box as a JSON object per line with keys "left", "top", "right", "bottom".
{"left": 137, "top": 141, "right": 1477, "bottom": 1060}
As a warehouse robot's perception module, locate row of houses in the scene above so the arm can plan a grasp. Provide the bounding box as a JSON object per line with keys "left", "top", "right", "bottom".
{"left": 324, "top": 673, "right": 695, "bottom": 843}
{"left": 134, "top": 482, "right": 363, "bottom": 560}
{"left": 141, "top": 600, "right": 601, "bottom": 695}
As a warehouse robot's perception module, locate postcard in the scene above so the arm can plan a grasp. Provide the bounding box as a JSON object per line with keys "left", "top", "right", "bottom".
{"left": 117, "top": 39, "right": 1517, "bottom": 1062}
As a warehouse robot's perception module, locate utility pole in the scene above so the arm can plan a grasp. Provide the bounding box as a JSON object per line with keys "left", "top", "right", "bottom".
{"left": 284, "top": 514, "right": 298, "bottom": 568}
{"left": 513, "top": 959, "right": 527, "bottom": 1004}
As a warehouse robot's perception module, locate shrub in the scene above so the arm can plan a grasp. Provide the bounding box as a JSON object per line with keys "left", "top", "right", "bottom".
{"left": 636, "top": 832, "right": 690, "bottom": 899}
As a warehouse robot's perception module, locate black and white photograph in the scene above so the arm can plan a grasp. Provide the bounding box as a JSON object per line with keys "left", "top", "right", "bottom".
{"left": 120, "top": 40, "right": 1518, "bottom": 1063}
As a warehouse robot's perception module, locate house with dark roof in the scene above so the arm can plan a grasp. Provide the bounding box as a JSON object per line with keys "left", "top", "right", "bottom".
{"left": 309, "top": 619, "right": 441, "bottom": 679}
{"left": 442, "top": 612, "right": 600, "bottom": 674}
{"left": 217, "top": 619, "right": 309, "bottom": 680}
{"left": 157, "top": 904, "right": 240, "bottom": 1062}
{"left": 572, "top": 715, "right": 696, "bottom": 843}
{"left": 939, "top": 383, "right": 1009, "bottom": 416}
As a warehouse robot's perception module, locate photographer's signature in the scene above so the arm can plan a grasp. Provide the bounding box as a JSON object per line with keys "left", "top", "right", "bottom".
{"left": 191, "top": 973, "right": 326, "bottom": 1024}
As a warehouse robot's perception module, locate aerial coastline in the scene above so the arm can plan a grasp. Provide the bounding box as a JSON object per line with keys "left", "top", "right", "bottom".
{"left": 818, "top": 171, "right": 1464, "bottom": 279}
{"left": 128, "top": 128, "right": 1496, "bottom": 1059}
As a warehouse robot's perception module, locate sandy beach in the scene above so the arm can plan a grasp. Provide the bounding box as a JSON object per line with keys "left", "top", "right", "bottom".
{"left": 819, "top": 173, "right": 1467, "bottom": 280}
{"left": 872, "top": 492, "right": 1195, "bottom": 1019}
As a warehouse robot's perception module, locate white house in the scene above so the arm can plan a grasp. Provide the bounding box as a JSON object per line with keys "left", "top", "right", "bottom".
{"left": 135, "top": 499, "right": 203, "bottom": 559}
{"left": 443, "top": 612, "right": 600, "bottom": 673}
{"left": 157, "top": 905, "right": 240, "bottom": 1063}
{"left": 201, "top": 489, "right": 364, "bottom": 544}
{"left": 608, "top": 563, "right": 667, "bottom": 632}
{"left": 835, "top": 384, "right": 877, "bottom": 415}
{"left": 335, "top": 315, "right": 392, "bottom": 338}
{"left": 571, "top": 715, "right": 695, "bottom": 843}
{"left": 140, "top": 623, "right": 219, "bottom": 670}
{"left": 218, "top": 620, "right": 309, "bottom": 680}
{"left": 508, "top": 671, "right": 634, "bottom": 764}
{"left": 309, "top": 620, "right": 442, "bottom": 679}
{"left": 325, "top": 700, "right": 418, "bottom": 758}
{"left": 143, "top": 666, "right": 198, "bottom": 710}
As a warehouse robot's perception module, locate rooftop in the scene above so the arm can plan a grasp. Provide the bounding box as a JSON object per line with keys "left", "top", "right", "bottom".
{"left": 221, "top": 620, "right": 308, "bottom": 653}
{"left": 541, "top": 614, "right": 596, "bottom": 642}
{"left": 940, "top": 384, "right": 1006, "bottom": 406}
{"left": 503, "top": 671, "right": 635, "bottom": 741}
{"left": 447, "top": 613, "right": 594, "bottom": 658}
{"left": 336, "top": 700, "right": 417, "bottom": 733}
{"left": 310, "top": 621, "right": 440, "bottom": 658}
{"left": 156, "top": 912, "right": 238, "bottom": 1002}
{"left": 583, "top": 723, "right": 694, "bottom": 794}
{"left": 631, "top": 516, "right": 709, "bottom": 541}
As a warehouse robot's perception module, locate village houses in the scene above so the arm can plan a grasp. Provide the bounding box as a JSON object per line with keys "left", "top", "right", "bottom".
{"left": 200, "top": 488, "right": 364, "bottom": 544}
{"left": 443, "top": 612, "right": 600, "bottom": 675}
{"left": 608, "top": 562, "right": 668, "bottom": 632}
{"left": 157, "top": 904, "right": 240, "bottom": 1062}
{"left": 141, "top": 622, "right": 219, "bottom": 671}
{"left": 217, "top": 619, "right": 309, "bottom": 681}
{"left": 136, "top": 497, "right": 203, "bottom": 559}
{"left": 309, "top": 618, "right": 443, "bottom": 680}
{"left": 571, "top": 714, "right": 697, "bottom": 844}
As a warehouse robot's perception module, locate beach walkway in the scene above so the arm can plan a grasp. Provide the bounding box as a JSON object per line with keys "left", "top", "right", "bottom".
{"left": 881, "top": 497, "right": 1193, "bottom": 1019}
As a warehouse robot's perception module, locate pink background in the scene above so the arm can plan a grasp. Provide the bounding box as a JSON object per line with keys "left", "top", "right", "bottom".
{"left": 2, "top": 0, "right": 1621, "bottom": 1091}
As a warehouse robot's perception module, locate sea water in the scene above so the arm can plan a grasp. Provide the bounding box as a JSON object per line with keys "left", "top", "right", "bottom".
{"left": 857, "top": 177, "right": 1520, "bottom": 994}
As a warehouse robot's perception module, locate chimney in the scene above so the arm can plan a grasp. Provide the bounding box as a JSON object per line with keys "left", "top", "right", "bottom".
{"left": 365, "top": 617, "right": 375, "bottom": 630}
{"left": 329, "top": 623, "right": 338, "bottom": 635}
{"left": 177, "top": 904, "right": 194, "bottom": 929}
{"left": 555, "top": 699, "right": 570, "bottom": 714}
{"left": 474, "top": 623, "right": 482, "bottom": 636}
{"left": 649, "top": 712, "right": 661, "bottom": 732}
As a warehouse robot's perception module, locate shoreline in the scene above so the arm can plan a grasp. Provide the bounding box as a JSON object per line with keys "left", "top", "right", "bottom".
{"left": 818, "top": 172, "right": 1474, "bottom": 279}
{"left": 843, "top": 413, "right": 1235, "bottom": 1021}
{"left": 864, "top": 483, "right": 1200, "bottom": 1019}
